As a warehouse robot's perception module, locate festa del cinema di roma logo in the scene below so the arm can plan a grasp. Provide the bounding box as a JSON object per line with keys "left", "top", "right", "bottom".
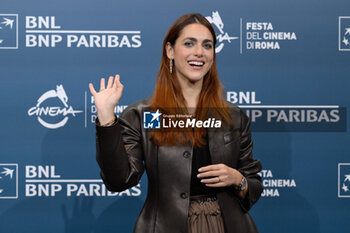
{"left": 27, "top": 85, "right": 82, "bottom": 129}
{"left": 206, "top": 11, "right": 298, "bottom": 53}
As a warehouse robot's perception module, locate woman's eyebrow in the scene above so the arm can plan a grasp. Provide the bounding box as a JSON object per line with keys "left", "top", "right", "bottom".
{"left": 183, "top": 37, "right": 197, "bottom": 42}
{"left": 183, "top": 37, "right": 213, "bottom": 43}
{"left": 203, "top": 39, "right": 213, "bottom": 44}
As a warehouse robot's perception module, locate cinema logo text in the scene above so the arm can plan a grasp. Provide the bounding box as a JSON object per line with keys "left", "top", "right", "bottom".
{"left": 25, "top": 16, "right": 142, "bottom": 48}
{"left": 245, "top": 22, "right": 297, "bottom": 50}
{"left": 259, "top": 169, "right": 296, "bottom": 197}
{"left": 143, "top": 110, "right": 222, "bottom": 129}
{"left": 28, "top": 85, "right": 82, "bottom": 129}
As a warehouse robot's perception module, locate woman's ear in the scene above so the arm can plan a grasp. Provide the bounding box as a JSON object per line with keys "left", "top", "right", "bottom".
{"left": 166, "top": 42, "right": 174, "bottom": 59}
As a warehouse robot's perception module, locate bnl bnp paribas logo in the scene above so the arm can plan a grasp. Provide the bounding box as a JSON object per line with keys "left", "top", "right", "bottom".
{"left": 205, "top": 11, "right": 238, "bottom": 53}
{"left": 0, "top": 14, "right": 18, "bottom": 49}
{"left": 25, "top": 16, "right": 141, "bottom": 48}
{"left": 143, "top": 110, "right": 161, "bottom": 129}
{"left": 338, "top": 163, "right": 350, "bottom": 198}
{"left": 0, "top": 164, "right": 18, "bottom": 199}
{"left": 27, "top": 85, "right": 83, "bottom": 129}
{"left": 339, "top": 16, "right": 350, "bottom": 51}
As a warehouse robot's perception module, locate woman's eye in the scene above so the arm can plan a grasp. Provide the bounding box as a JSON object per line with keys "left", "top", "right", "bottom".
{"left": 184, "top": 41, "right": 193, "bottom": 47}
{"left": 203, "top": 43, "right": 212, "bottom": 49}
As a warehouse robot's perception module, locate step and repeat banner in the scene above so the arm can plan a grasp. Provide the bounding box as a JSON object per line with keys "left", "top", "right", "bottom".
{"left": 1, "top": 0, "right": 349, "bottom": 232}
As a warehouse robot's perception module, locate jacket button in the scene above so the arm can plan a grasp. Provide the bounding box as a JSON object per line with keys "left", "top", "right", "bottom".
{"left": 180, "top": 192, "right": 189, "bottom": 199}
{"left": 183, "top": 151, "right": 191, "bottom": 158}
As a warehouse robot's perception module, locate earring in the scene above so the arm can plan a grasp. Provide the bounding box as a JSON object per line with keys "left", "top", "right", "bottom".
{"left": 170, "top": 59, "right": 173, "bottom": 74}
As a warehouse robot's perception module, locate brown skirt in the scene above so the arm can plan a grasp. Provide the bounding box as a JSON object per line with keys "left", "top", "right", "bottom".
{"left": 188, "top": 195, "right": 225, "bottom": 233}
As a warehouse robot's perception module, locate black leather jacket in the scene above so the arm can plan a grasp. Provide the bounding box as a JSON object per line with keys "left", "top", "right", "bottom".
{"left": 95, "top": 99, "right": 263, "bottom": 233}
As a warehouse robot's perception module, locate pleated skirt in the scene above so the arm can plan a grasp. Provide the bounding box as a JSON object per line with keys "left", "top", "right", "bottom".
{"left": 188, "top": 195, "right": 225, "bottom": 233}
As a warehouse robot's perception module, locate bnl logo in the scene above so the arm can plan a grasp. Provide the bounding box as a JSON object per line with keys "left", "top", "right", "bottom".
{"left": 0, "top": 14, "right": 18, "bottom": 49}
{"left": 338, "top": 163, "right": 350, "bottom": 198}
{"left": 143, "top": 110, "right": 161, "bottom": 129}
{"left": 0, "top": 164, "right": 18, "bottom": 199}
{"left": 338, "top": 16, "right": 350, "bottom": 51}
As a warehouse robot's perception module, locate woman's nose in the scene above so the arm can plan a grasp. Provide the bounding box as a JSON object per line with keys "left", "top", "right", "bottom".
{"left": 194, "top": 44, "right": 203, "bottom": 57}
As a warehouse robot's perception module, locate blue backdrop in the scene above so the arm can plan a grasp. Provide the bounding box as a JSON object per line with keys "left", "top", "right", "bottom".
{"left": 0, "top": 0, "right": 349, "bottom": 232}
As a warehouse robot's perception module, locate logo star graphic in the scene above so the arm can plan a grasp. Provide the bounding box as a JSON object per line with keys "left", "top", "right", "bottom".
{"left": 1, "top": 168, "right": 14, "bottom": 179}
{"left": 345, "top": 28, "right": 350, "bottom": 35}
{"left": 345, "top": 174, "right": 350, "bottom": 182}
{"left": 150, "top": 110, "right": 161, "bottom": 122}
{"left": 0, "top": 189, "right": 3, "bottom": 194}
{"left": 1, "top": 18, "right": 14, "bottom": 29}
{"left": 342, "top": 183, "right": 349, "bottom": 192}
{"left": 343, "top": 37, "right": 349, "bottom": 46}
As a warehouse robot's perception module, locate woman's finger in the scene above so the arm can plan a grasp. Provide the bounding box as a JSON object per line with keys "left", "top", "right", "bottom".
{"left": 197, "top": 170, "right": 222, "bottom": 178}
{"left": 205, "top": 182, "right": 225, "bottom": 187}
{"left": 100, "top": 78, "right": 106, "bottom": 91}
{"left": 198, "top": 164, "right": 223, "bottom": 172}
{"left": 107, "top": 76, "right": 114, "bottom": 89}
{"left": 200, "top": 177, "right": 221, "bottom": 184}
{"left": 114, "top": 74, "right": 121, "bottom": 88}
{"left": 89, "top": 83, "right": 97, "bottom": 96}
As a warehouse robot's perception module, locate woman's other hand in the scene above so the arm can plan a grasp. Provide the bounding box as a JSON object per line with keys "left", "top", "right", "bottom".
{"left": 89, "top": 74, "right": 124, "bottom": 125}
{"left": 197, "top": 163, "right": 248, "bottom": 198}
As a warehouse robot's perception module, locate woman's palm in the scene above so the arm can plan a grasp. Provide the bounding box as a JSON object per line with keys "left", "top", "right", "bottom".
{"left": 89, "top": 75, "right": 123, "bottom": 120}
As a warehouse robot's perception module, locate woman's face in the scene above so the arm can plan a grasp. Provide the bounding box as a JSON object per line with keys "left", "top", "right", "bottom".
{"left": 166, "top": 23, "right": 214, "bottom": 84}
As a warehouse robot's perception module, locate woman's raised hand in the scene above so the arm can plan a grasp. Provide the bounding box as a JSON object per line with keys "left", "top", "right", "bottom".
{"left": 89, "top": 75, "right": 124, "bottom": 125}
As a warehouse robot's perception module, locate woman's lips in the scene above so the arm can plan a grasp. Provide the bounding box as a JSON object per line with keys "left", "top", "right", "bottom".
{"left": 188, "top": 60, "right": 205, "bottom": 70}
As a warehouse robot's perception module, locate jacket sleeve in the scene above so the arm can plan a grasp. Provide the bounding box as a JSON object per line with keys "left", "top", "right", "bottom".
{"left": 236, "top": 109, "right": 263, "bottom": 212}
{"left": 95, "top": 108, "right": 145, "bottom": 192}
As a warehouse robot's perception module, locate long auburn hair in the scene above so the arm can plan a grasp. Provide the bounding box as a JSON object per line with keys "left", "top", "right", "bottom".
{"left": 150, "top": 13, "right": 233, "bottom": 147}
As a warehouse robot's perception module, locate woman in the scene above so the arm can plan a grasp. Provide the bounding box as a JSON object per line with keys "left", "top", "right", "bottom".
{"left": 89, "top": 13, "right": 263, "bottom": 233}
